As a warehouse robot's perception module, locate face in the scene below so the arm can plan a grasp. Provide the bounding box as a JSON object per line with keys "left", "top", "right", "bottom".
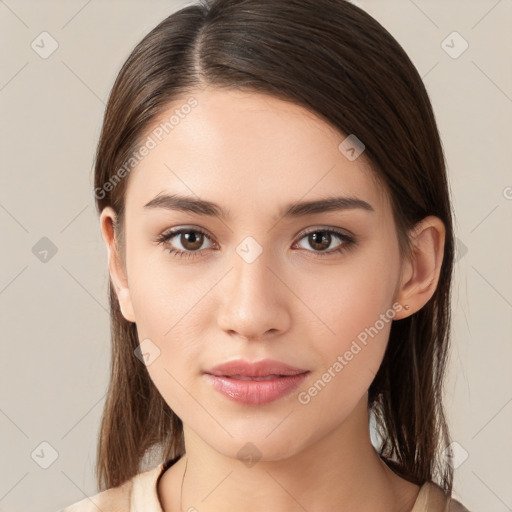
{"left": 104, "top": 87, "right": 407, "bottom": 461}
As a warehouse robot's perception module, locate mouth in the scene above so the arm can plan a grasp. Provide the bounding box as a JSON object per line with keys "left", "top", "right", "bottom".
{"left": 204, "top": 371, "right": 310, "bottom": 405}
{"left": 203, "top": 358, "right": 310, "bottom": 405}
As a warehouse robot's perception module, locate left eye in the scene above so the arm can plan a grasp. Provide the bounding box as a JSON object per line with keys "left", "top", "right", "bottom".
{"left": 155, "top": 227, "right": 355, "bottom": 259}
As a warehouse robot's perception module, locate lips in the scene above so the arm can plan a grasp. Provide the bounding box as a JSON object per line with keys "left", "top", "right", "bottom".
{"left": 205, "top": 358, "right": 308, "bottom": 378}
{"left": 204, "top": 358, "right": 310, "bottom": 405}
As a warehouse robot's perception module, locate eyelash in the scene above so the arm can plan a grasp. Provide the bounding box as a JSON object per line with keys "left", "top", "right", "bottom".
{"left": 155, "top": 226, "right": 356, "bottom": 260}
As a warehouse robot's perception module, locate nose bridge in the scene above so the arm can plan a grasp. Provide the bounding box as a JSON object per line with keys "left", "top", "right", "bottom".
{"left": 230, "top": 235, "right": 276, "bottom": 303}
{"left": 216, "top": 236, "right": 288, "bottom": 338}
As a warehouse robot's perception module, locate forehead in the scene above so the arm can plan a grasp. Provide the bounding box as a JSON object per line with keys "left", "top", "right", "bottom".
{"left": 124, "top": 87, "right": 389, "bottom": 221}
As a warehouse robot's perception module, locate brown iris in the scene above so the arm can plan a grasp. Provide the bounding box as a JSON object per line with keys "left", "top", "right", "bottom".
{"left": 180, "top": 230, "right": 204, "bottom": 251}
{"left": 307, "top": 231, "right": 332, "bottom": 251}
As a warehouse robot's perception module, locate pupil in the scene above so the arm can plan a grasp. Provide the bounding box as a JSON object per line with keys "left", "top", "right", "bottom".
{"left": 183, "top": 231, "right": 202, "bottom": 250}
{"left": 311, "top": 231, "right": 330, "bottom": 251}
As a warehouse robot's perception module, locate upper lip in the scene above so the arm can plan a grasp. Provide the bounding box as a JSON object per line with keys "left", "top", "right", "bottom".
{"left": 205, "top": 358, "right": 308, "bottom": 378}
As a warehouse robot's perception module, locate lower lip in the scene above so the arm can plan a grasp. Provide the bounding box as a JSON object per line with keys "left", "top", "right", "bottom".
{"left": 204, "top": 373, "right": 309, "bottom": 405}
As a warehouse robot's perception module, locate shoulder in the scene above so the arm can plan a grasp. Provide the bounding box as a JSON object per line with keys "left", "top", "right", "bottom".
{"left": 446, "top": 496, "right": 470, "bottom": 512}
{"left": 58, "top": 479, "right": 132, "bottom": 512}
{"left": 415, "top": 481, "right": 470, "bottom": 512}
{"left": 59, "top": 478, "right": 132, "bottom": 512}
{"left": 58, "top": 463, "right": 166, "bottom": 512}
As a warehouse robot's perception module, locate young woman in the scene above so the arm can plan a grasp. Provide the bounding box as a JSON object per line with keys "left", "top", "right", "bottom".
{"left": 61, "top": 0, "right": 470, "bottom": 510}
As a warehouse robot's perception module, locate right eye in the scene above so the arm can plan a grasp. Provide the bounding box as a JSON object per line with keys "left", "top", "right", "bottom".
{"left": 155, "top": 227, "right": 216, "bottom": 259}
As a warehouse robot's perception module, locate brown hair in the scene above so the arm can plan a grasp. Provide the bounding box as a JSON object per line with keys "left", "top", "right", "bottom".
{"left": 93, "top": 0, "right": 456, "bottom": 497}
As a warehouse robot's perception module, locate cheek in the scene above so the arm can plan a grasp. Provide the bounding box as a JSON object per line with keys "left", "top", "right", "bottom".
{"left": 126, "top": 244, "right": 217, "bottom": 391}
{"left": 296, "top": 237, "right": 399, "bottom": 344}
{"left": 297, "top": 292, "right": 392, "bottom": 431}
{"left": 127, "top": 239, "right": 200, "bottom": 337}
{"left": 294, "top": 240, "right": 399, "bottom": 404}
{"left": 133, "top": 278, "right": 205, "bottom": 423}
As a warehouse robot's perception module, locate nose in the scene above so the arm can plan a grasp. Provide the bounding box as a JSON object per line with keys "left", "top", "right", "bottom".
{"left": 216, "top": 248, "right": 291, "bottom": 342}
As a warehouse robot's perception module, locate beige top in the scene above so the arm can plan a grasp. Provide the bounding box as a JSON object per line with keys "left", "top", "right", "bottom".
{"left": 59, "top": 458, "right": 470, "bottom": 512}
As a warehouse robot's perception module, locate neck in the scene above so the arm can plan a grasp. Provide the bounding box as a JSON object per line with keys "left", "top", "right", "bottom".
{"left": 159, "top": 396, "right": 419, "bottom": 512}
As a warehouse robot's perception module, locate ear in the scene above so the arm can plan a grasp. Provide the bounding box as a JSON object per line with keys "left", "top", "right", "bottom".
{"left": 394, "top": 215, "right": 446, "bottom": 320}
{"left": 99, "top": 207, "right": 136, "bottom": 323}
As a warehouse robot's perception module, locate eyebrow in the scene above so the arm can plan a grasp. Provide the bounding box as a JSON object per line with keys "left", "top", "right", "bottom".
{"left": 143, "top": 193, "right": 374, "bottom": 221}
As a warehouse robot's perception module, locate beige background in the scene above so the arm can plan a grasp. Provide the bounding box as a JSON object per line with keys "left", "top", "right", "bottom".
{"left": 0, "top": 1, "right": 511, "bottom": 511}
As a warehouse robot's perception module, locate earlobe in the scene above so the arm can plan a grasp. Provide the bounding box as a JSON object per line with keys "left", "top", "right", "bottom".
{"left": 99, "top": 207, "right": 136, "bottom": 323}
{"left": 394, "top": 216, "right": 446, "bottom": 319}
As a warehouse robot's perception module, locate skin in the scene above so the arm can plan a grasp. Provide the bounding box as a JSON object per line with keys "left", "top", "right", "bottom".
{"left": 100, "top": 87, "right": 446, "bottom": 512}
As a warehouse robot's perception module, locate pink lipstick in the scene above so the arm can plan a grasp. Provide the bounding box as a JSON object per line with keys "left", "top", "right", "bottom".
{"left": 204, "top": 359, "right": 309, "bottom": 405}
